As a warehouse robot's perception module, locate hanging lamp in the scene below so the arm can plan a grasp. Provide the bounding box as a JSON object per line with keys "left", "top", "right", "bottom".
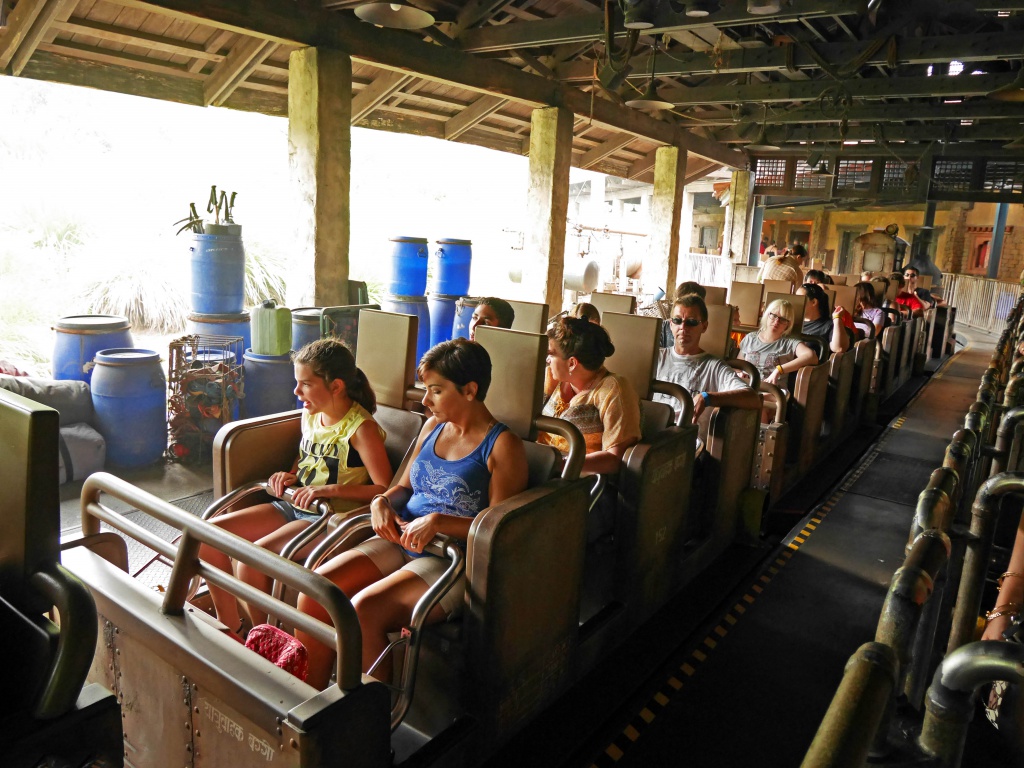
{"left": 745, "top": 105, "right": 779, "bottom": 151}
{"left": 625, "top": 43, "right": 674, "bottom": 111}
{"left": 353, "top": 1, "right": 435, "bottom": 30}
{"left": 809, "top": 161, "right": 834, "bottom": 176}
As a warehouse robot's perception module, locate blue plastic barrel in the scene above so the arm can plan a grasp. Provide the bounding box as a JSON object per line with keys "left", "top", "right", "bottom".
{"left": 452, "top": 297, "right": 479, "bottom": 341}
{"left": 53, "top": 315, "right": 133, "bottom": 384}
{"left": 431, "top": 239, "right": 472, "bottom": 296}
{"left": 90, "top": 349, "right": 167, "bottom": 467}
{"left": 292, "top": 307, "right": 323, "bottom": 352}
{"left": 187, "top": 311, "right": 250, "bottom": 364}
{"left": 190, "top": 233, "right": 246, "bottom": 314}
{"left": 427, "top": 294, "right": 459, "bottom": 348}
{"left": 382, "top": 294, "right": 431, "bottom": 366}
{"left": 242, "top": 350, "right": 296, "bottom": 419}
{"left": 387, "top": 236, "right": 429, "bottom": 297}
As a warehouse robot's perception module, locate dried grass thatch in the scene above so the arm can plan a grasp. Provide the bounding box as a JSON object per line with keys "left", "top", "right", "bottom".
{"left": 84, "top": 265, "right": 190, "bottom": 334}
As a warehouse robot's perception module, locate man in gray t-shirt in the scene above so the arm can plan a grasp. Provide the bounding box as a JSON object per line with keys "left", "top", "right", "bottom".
{"left": 655, "top": 295, "right": 760, "bottom": 421}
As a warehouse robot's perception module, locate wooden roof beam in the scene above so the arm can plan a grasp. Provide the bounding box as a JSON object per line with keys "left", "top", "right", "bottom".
{"left": 458, "top": 0, "right": 867, "bottom": 53}
{"left": 124, "top": 0, "right": 746, "bottom": 167}
{"left": 351, "top": 69, "right": 413, "bottom": 122}
{"left": 671, "top": 72, "right": 1019, "bottom": 106}
{"left": 556, "top": 32, "right": 1024, "bottom": 83}
{"left": 444, "top": 94, "right": 508, "bottom": 140}
{"left": 0, "top": 0, "right": 76, "bottom": 75}
{"left": 579, "top": 133, "right": 636, "bottom": 169}
{"left": 453, "top": 0, "right": 517, "bottom": 36}
{"left": 53, "top": 17, "right": 221, "bottom": 61}
{"left": 203, "top": 35, "right": 277, "bottom": 106}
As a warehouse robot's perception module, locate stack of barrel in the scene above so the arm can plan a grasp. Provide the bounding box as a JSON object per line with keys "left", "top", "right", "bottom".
{"left": 52, "top": 314, "right": 166, "bottom": 468}
{"left": 383, "top": 237, "right": 472, "bottom": 364}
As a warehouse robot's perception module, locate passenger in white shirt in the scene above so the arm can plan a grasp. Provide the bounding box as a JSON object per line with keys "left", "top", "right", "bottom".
{"left": 655, "top": 295, "right": 761, "bottom": 422}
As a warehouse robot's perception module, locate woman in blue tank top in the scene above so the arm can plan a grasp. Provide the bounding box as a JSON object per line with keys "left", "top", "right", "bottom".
{"left": 296, "top": 339, "right": 529, "bottom": 688}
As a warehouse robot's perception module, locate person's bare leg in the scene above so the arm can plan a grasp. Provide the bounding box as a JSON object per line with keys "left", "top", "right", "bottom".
{"left": 236, "top": 519, "right": 315, "bottom": 625}
{"left": 296, "top": 550, "right": 384, "bottom": 689}
{"left": 350, "top": 571, "right": 446, "bottom": 684}
{"left": 197, "top": 503, "right": 287, "bottom": 633}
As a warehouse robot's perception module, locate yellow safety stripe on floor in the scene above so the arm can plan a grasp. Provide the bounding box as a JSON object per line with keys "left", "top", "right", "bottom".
{"left": 588, "top": 338, "right": 975, "bottom": 767}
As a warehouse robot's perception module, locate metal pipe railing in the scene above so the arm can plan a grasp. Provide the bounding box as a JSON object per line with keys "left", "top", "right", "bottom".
{"left": 919, "top": 641, "right": 1024, "bottom": 768}
{"left": 80, "top": 473, "right": 363, "bottom": 691}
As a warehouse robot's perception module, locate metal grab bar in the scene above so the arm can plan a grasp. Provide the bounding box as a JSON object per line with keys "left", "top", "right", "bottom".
{"left": 28, "top": 563, "right": 99, "bottom": 720}
{"left": 919, "top": 641, "right": 1024, "bottom": 767}
{"left": 759, "top": 381, "right": 787, "bottom": 424}
{"left": 651, "top": 379, "right": 693, "bottom": 427}
{"left": 947, "top": 472, "right": 1024, "bottom": 655}
{"left": 79, "top": 473, "right": 363, "bottom": 691}
{"left": 535, "top": 414, "right": 586, "bottom": 480}
{"left": 200, "top": 480, "right": 332, "bottom": 521}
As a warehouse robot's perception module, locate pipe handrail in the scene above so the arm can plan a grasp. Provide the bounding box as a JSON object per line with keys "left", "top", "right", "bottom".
{"left": 79, "top": 473, "right": 363, "bottom": 691}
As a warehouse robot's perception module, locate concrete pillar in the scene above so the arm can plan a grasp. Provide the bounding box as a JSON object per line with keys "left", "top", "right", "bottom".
{"left": 676, "top": 189, "right": 696, "bottom": 291}
{"left": 523, "top": 106, "right": 573, "bottom": 311}
{"left": 809, "top": 209, "right": 831, "bottom": 266}
{"left": 644, "top": 147, "right": 688, "bottom": 296}
{"left": 287, "top": 47, "right": 351, "bottom": 308}
{"left": 720, "top": 170, "right": 756, "bottom": 264}
{"left": 944, "top": 202, "right": 971, "bottom": 274}
{"left": 749, "top": 204, "right": 765, "bottom": 266}
{"left": 988, "top": 202, "right": 1010, "bottom": 280}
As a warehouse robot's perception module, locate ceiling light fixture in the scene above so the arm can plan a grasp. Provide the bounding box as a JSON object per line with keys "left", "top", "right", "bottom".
{"left": 623, "top": 0, "right": 654, "bottom": 29}
{"left": 744, "top": 105, "right": 779, "bottom": 152}
{"left": 809, "top": 161, "right": 834, "bottom": 177}
{"left": 625, "top": 43, "right": 674, "bottom": 111}
{"left": 685, "top": 0, "right": 714, "bottom": 17}
{"left": 354, "top": 1, "right": 434, "bottom": 30}
{"left": 747, "top": 0, "right": 781, "bottom": 13}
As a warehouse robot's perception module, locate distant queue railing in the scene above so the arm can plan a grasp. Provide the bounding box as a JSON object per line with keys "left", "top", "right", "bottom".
{"left": 942, "top": 273, "right": 1020, "bottom": 332}
{"left": 802, "top": 292, "right": 1024, "bottom": 768}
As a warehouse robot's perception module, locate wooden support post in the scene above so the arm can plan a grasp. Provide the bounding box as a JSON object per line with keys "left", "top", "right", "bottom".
{"left": 523, "top": 106, "right": 572, "bottom": 311}
{"left": 720, "top": 170, "right": 755, "bottom": 264}
{"left": 646, "top": 146, "right": 687, "bottom": 296}
{"left": 288, "top": 47, "right": 351, "bottom": 308}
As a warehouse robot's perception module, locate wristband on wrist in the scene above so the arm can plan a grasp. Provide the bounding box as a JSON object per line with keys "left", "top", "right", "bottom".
{"left": 986, "top": 602, "right": 1023, "bottom": 621}
{"left": 999, "top": 571, "right": 1024, "bottom": 587}
{"left": 775, "top": 364, "right": 785, "bottom": 375}
{"left": 371, "top": 494, "right": 389, "bottom": 506}
{"left": 699, "top": 391, "right": 710, "bottom": 405}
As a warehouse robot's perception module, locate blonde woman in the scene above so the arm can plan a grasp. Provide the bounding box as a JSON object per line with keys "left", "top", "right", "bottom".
{"left": 739, "top": 299, "right": 817, "bottom": 385}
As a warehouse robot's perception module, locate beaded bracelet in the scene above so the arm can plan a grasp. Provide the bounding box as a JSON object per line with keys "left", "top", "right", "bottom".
{"left": 999, "top": 571, "right": 1024, "bottom": 587}
{"left": 986, "top": 602, "right": 1022, "bottom": 621}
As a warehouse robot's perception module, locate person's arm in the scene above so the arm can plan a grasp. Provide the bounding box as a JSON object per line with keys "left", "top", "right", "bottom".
{"left": 289, "top": 420, "right": 394, "bottom": 509}
{"left": 583, "top": 379, "right": 642, "bottom": 475}
{"left": 370, "top": 418, "right": 434, "bottom": 544}
{"left": 691, "top": 388, "right": 761, "bottom": 421}
{"left": 268, "top": 455, "right": 301, "bottom": 497}
{"left": 982, "top": 523, "right": 1024, "bottom": 641}
{"left": 765, "top": 342, "right": 816, "bottom": 384}
{"left": 871, "top": 311, "right": 885, "bottom": 338}
{"left": 829, "top": 308, "right": 849, "bottom": 353}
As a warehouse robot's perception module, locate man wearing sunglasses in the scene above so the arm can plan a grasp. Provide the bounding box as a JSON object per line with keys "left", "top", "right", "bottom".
{"left": 655, "top": 295, "right": 760, "bottom": 422}
{"left": 894, "top": 269, "right": 927, "bottom": 318}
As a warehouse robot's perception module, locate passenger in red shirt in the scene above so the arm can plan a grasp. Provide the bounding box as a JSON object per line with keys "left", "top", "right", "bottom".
{"left": 893, "top": 271, "right": 924, "bottom": 318}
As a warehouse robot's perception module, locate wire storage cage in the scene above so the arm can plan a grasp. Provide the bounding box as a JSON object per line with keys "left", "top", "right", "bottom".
{"left": 167, "top": 334, "right": 244, "bottom": 464}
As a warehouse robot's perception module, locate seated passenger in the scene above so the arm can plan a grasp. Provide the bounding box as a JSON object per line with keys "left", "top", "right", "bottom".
{"left": 757, "top": 250, "right": 803, "bottom": 290}
{"left": 569, "top": 301, "right": 601, "bottom": 323}
{"left": 199, "top": 339, "right": 393, "bottom": 635}
{"left": 853, "top": 280, "right": 885, "bottom": 338}
{"left": 892, "top": 273, "right": 924, "bottom": 319}
{"left": 739, "top": 299, "right": 817, "bottom": 385}
{"left": 295, "top": 339, "right": 528, "bottom": 688}
{"left": 660, "top": 281, "right": 706, "bottom": 348}
{"left": 860, "top": 270, "right": 873, "bottom": 282}
{"left": 804, "top": 269, "right": 832, "bottom": 286}
{"left": 538, "top": 317, "right": 641, "bottom": 476}
{"left": 469, "top": 296, "right": 515, "bottom": 341}
{"left": 902, "top": 266, "right": 944, "bottom": 309}
{"left": 795, "top": 282, "right": 850, "bottom": 359}
{"left": 654, "top": 295, "right": 760, "bottom": 422}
